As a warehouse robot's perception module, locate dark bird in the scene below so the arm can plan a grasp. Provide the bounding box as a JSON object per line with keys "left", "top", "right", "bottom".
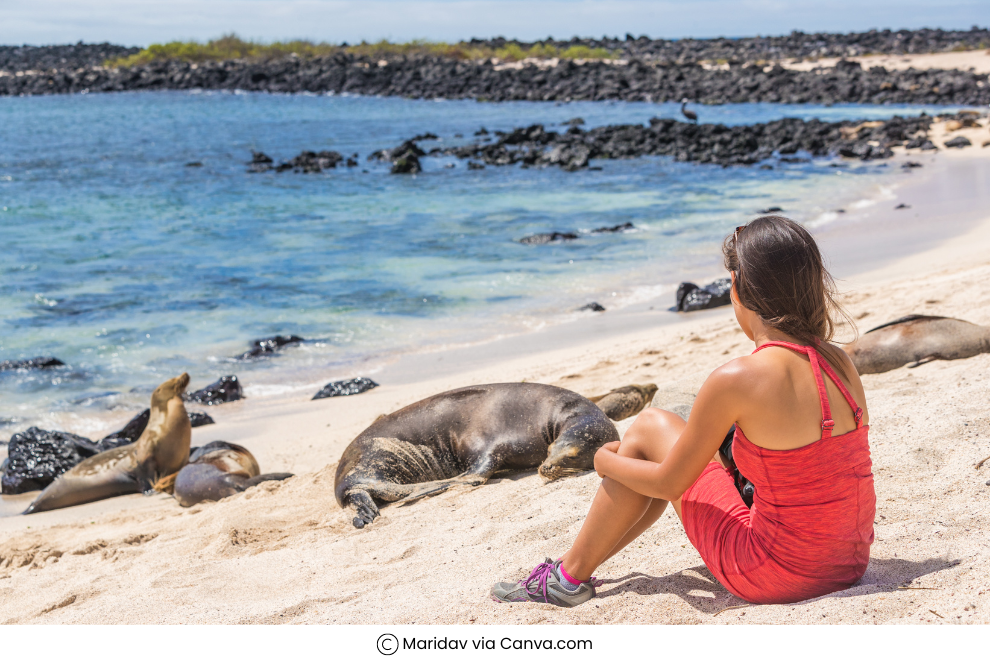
{"left": 680, "top": 98, "right": 698, "bottom": 123}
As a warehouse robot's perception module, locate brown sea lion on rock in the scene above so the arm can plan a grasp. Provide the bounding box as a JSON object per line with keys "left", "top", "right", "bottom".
{"left": 589, "top": 384, "right": 659, "bottom": 421}
{"left": 334, "top": 383, "right": 619, "bottom": 528}
{"left": 173, "top": 441, "right": 292, "bottom": 507}
{"left": 24, "top": 373, "right": 193, "bottom": 514}
{"left": 844, "top": 315, "right": 990, "bottom": 375}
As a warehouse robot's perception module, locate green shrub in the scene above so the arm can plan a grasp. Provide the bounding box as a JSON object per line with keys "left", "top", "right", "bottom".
{"left": 105, "top": 35, "right": 614, "bottom": 67}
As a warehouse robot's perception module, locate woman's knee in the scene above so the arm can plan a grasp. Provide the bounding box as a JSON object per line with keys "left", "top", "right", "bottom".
{"left": 619, "top": 408, "right": 684, "bottom": 461}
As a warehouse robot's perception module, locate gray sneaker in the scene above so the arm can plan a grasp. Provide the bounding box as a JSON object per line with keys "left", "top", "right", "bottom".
{"left": 490, "top": 558, "right": 596, "bottom": 607}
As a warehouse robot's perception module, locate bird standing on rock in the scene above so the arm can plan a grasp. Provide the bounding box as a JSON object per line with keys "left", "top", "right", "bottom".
{"left": 680, "top": 99, "right": 698, "bottom": 123}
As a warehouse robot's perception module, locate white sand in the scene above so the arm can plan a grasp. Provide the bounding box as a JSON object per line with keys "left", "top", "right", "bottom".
{"left": 783, "top": 49, "right": 990, "bottom": 74}
{"left": 2, "top": 132, "right": 989, "bottom": 625}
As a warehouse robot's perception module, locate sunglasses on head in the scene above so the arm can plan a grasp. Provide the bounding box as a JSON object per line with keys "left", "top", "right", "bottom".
{"left": 732, "top": 225, "right": 746, "bottom": 283}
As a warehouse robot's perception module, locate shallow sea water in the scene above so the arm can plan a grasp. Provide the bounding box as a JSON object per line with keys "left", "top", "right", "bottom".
{"left": 0, "top": 91, "right": 972, "bottom": 432}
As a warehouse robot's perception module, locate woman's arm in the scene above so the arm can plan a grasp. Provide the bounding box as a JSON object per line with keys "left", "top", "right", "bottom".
{"left": 594, "top": 361, "right": 747, "bottom": 501}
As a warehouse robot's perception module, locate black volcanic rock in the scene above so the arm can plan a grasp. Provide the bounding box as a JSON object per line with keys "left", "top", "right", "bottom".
{"left": 248, "top": 151, "right": 274, "bottom": 172}
{"left": 676, "top": 278, "right": 733, "bottom": 312}
{"left": 312, "top": 377, "right": 379, "bottom": 400}
{"left": 188, "top": 411, "right": 215, "bottom": 427}
{"left": 591, "top": 222, "right": 635, "bottom": 234}
{"left": 944, "top": 136, "right": 972, "bottom": 148}
{"left": 4, "top": 43, "right": 988, "bottom": 106}
{"left": 99, "top": 408, "right": 216, "bottom": 446}
{"left": 186, "top": 375, "right": 244, "bottom": 405}
{"left": 237, "top": 335, "right": 304, "bottom": 360}
{"left": 519, "top": 231, "right": 580, "bottom": 245}
{"left": 281, "top": 150, "right": 344, "bottom": 172}
{"left": 0, "top": 357, "right": 65, "bottom": 371}
{"left": 396, "top": 112, "right": 953, "bottom": 172}
{"left": 2, "top": 427, "right": 96, "bottom": 494}
{"left": 100, "top": 408, "right": 151, "bottom": 445}
{"left": 578, "top": 302, "right": 606, "bottom": 312}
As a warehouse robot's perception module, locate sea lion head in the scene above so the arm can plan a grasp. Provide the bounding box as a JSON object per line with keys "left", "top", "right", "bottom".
{"left": 189, "top": 441, "right": 260, "bottom": 478}
{"left": 151, "top": 372, "right": 191, "bottom": 408}
{"left": 538, "top": 415, "right": 618, "bottom": 482}
{"left": 634, "top": 383, "right": 659, "bottom": 403}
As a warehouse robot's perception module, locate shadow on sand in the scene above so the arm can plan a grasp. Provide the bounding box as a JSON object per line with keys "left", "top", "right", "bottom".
{"left": 596, "top": 555, "right": 962, "bottom": 614}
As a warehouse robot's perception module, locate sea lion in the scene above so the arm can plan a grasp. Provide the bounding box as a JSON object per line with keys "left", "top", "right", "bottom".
{"left": 588, "top": 384, "right": 659, "bottom": 421}
{"left": 844, "top": 315, "right": 990, "bottom": 375}
{"left": 23, "top": 373, "right": 193, "bottom": 514}
{"left": 334, "top": 383, "right": 619, "bottom": 528}
{"left": 173, "top": 441, "right": 292, "bottom": 507}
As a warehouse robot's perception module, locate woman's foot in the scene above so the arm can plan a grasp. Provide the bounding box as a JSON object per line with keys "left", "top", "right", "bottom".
{"left": 490, "top": 558, "right": 596, "bottom": 607}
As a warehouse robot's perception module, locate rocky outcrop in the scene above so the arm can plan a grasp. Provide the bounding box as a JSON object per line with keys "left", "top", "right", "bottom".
{"left": 186, "top": 375, "right": 244, "bottom": 405}
{"left": 399, "top": 113, "right": 944, "bottom": 171}
{"left": 3, "top": 52, "right": 988, "bottom": 106}
{"left": 312, "top": 377, "right": 379, "bottom": 400}
{"left": 944, "top": 136, "right": 973, "bottom": 148}
{"left": 236, "top": 335, "right": 303, "bottom": 360}
{"left": 2, "top": 428, "right": 100, "bottom": 494}
{"left": 249, "top": 151, "right": 343, "bottom": 173}
{"left": 0, "top": 357, "right": 65, "bottom": 371}
{"left": 676, "top": 278, "right": 733, "bottom": 312}
{"left": 0, "top": 43, "right": 139, "bottom": 72}
{"left": 99, "top": 409, "right": 215, "bottom": 445}
{"left": 519, "top": 231, "right": 579, "bottom": 244}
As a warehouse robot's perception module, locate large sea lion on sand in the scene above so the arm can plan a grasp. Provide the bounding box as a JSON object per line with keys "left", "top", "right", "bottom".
{"left": 334, "top": 383, "right": 619, "bottom": 528}
{"left": 589, "top": 384, "right": 658, "bottom": 421}
{"left": 844, "top": 315, "right": 990, "bottom": 375}
{"left": 173, "top": 441, "right": 292, "bottom": 507}
{"left": 24, "top": 373, "right": 193, "bottom": 514}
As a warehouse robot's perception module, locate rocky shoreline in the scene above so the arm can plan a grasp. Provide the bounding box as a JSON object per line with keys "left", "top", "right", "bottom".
{"left": 3, "top": 54, "right": 988, "bottom": 105}
{"left": 310, "top": 113, "right": 986, "bottom": 173}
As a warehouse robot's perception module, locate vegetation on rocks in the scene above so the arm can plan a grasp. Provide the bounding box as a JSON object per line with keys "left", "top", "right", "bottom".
{"left": 105, "top": 34, "right": 615, "bottom": 67}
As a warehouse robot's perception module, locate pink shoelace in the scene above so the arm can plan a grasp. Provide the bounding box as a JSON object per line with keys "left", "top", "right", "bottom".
{"left": 520, "top": 559, "right": 600, "bottom": 602}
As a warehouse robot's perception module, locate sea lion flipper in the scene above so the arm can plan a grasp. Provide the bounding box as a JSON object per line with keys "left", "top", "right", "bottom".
{"left": 907, "top": 355, "right": 939, "bottom": 368}
{"left": 396, "top": 472, "right": 490, "bottom": 505}
{"left": 241, "top": 472, "right": 294, "bottom": 489}
{"left": 346, "top": 489, "right": 380, "bottom": 528}
{"left": 24, "top": 451, "right": 139, "bottom": 515}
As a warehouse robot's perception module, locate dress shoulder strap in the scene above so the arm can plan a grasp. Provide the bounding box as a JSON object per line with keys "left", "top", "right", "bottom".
{"left": 752, "top": 341, "right": 863, "bottom": 439}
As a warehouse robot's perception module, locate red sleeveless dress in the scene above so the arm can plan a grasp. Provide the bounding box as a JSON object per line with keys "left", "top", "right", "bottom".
{"left": 680, "top": 341, "right": 876, "bottom": 604}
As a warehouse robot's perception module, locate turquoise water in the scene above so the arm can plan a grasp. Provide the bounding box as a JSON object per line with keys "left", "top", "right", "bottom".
{"left": 0, "top": 92, "right": 970, "bottom": 432}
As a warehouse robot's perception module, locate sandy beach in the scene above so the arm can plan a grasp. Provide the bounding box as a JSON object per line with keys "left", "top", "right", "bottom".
{"left": 782, "top": 49, "right": 990, "bottom": 75}
{"left": 2, "top": 119, "right": 989, "bottom": 625}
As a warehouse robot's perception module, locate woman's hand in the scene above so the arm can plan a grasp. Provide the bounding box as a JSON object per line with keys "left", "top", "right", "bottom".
{"left": 594, "top": 441, "right": 621, "bottom": 477}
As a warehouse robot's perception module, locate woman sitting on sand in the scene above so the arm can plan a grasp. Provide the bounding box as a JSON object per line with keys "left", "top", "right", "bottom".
{"left": 492, "top": 215, "right": 875, "bottom": 607}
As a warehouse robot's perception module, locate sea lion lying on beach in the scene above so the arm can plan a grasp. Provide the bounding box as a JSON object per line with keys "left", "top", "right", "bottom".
{"left": 588, "top": 383, "right": 658, "bottom": 421}
{"left": 844, "top": 315, "right": 990, "bottom": 375}
{"left": 173, "top": 441, "right": 293, "bottom": 507}
{"left": 334, "top": 383, "right": 619, "bottom": 528}
{"left": 24, "top": 373, "right": 193, "bottom": 514}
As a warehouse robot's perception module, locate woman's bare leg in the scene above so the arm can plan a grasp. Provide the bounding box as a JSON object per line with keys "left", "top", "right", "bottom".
{"left": 560, "top": 409, "right": 687, "bottom": 581}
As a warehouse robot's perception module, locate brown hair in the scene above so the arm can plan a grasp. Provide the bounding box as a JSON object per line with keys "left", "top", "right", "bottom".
{"left": 723, "top": 215, "right": 856, "bottom": 378}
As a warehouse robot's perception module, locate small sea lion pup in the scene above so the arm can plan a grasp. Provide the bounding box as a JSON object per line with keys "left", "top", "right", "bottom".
{"left": 24, "top": 373, "right": 193, "bottom": 514}
{"left": 588, "top": 384, "right": 659, "bottom": 421}
{"left": 334, "top": 383, "right": 619, "bottom": 528}
{"left": 844, "top": 315, "right": 990, "bottom": 375}
{"left": 173, "top": 441, "right": 293, "bottom": 507}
